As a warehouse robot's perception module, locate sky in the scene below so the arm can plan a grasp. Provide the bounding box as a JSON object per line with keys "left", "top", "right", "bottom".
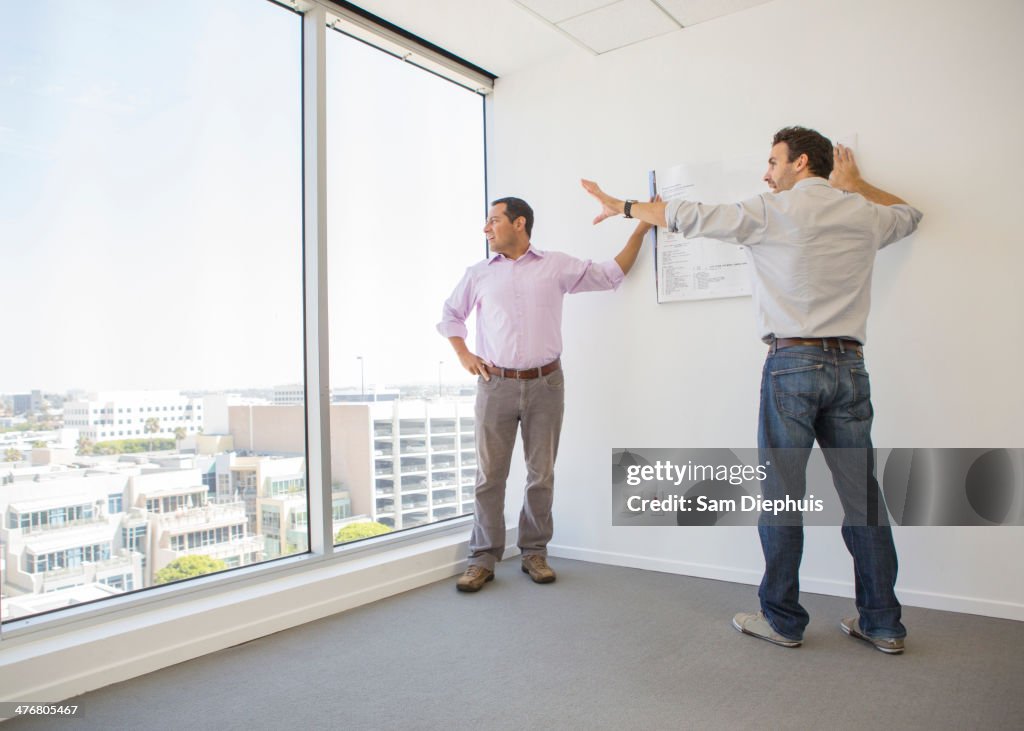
{"left": 0, "top": 0, "right": 486, "bottom": 395}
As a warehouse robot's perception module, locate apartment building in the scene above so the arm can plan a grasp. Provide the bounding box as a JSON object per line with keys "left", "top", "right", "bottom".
{"left": 1, "top": 468, "right": 143, "bottom": 617}
{"left": 128, "top": 468, "right": 263, "bottom": 583}
{"left": 1, "top": 456, "right": 269, "bottom": 619}
{"left": 190, "top": 450, "right": 353, "bottom": 557}
{"left": 228, "top": 455, "right": 318, "bottom": 555}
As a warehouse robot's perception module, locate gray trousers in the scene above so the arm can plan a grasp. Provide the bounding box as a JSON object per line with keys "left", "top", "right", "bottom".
{"left": 468, "top": 368, "right": 565, "bottom": 570}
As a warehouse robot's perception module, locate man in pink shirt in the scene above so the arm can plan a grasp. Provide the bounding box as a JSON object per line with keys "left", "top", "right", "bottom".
{"left": 438, "top": 197, "right": 648, "bottom": 591}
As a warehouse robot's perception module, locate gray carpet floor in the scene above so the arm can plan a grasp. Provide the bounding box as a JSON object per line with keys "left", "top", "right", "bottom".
{"left": 5, "top": 558, "right": 1023, "bottom": 730}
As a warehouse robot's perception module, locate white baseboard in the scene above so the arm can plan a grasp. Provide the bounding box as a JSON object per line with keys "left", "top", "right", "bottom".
{"left": 884, "top": 589, "right": 1024, "bottom": 621}
{"left": 548, "top": 544, "right": 1024, "bottom": 622}
{"left": 549, "top": 544, "right": 764, "bottom": 586}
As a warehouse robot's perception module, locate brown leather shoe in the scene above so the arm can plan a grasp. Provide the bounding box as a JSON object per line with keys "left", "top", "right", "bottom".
{"left": 456, "top": 565, "right": 494, "bottom": 592}
{"left": 521, "top": 554, "right": 556, "bottom": 583}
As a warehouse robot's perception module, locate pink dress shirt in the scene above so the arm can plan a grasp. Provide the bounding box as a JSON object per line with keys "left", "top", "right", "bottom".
{"left": 437, "top": 245, "right": 625, "bottom": 369}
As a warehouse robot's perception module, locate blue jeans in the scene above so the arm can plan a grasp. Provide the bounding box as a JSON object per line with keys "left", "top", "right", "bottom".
{"left": 757, "top": 342, "right": 905, "bottom": 641}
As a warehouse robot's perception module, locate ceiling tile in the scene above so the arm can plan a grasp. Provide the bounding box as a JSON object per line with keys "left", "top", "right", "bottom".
{"left": 338, "top": 0, "right": 780, "bottom": 76}
{"left": 558, "top": 0, "right": 680, "bottom": 54}
{"left": 657, "top": 0, "right": 773, "bottom": 27}
{"left": 515, "top": 0, "right": 620, "bottom": 24}
{"left": 347, "top": 0, "right": 577, "bottom": 76}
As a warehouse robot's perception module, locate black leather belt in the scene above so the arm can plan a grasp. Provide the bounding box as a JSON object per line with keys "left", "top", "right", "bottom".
{"left": 773, "top": 337, "right": 862, "bottom": 351}
{"left": 486, "top": 358, "right": 561, "bottom": 380}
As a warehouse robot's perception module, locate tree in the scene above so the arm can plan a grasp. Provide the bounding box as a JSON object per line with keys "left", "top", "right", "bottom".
{"left": 31, "top": 440, "right": 47, "bottom": 449}
{"left": 153, "top": 555, "right": 228, "bottom": 585}
{"left": 144, "top": 417, "right": 161, "bottom": 451}
{"left": 76, "top": 436, "right": 94, "bottom": 455}
{"left": 334, "top": 521, "right": 392, "bottom": 543}
{"left": 4, "top": 447, "right": 21, "bottom": 463}
{"left": 173, "top": 427, "right": 187, "bottom": 449}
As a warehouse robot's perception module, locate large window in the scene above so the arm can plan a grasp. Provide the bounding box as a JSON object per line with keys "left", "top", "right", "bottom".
{"left": 0, "top": 0, "right": 305, "bottom": 620}
{"left": 325, "top": 28, "right": 486, "bottom": 540}
{"left": 0, "top": 0, "right": 490, "bottom": 624}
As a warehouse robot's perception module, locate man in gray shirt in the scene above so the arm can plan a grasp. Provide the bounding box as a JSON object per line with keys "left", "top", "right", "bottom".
{"left": 583, "top": 127, "right": 922, "bottom": 653}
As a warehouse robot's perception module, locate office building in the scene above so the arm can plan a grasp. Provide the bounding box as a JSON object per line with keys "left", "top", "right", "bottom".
{"left": 227, "top": 398, "right": 475, "bottom": 530}
{"left": 63, "top": 391, "right": 204, "bottom": 443}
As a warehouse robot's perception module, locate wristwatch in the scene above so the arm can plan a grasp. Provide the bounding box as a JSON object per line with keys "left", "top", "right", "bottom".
{"left": 624, "top": 199, "right": 637, "bottom": 219}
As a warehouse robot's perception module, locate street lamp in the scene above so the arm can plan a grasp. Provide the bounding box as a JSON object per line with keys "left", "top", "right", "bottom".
{"left": 356, "top": 356, "right": 365, "bottom": 399}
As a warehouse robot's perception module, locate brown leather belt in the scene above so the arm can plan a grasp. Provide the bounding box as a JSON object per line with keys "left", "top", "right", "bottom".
{"left": 486, "top": 358, "right": 561, "bottom": 380}
{"left": 773, "top": 337, "right": 862, "bottom": 351}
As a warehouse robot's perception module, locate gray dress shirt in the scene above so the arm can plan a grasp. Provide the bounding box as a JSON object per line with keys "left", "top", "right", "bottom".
{"left": 664, "top": 177, "right": 923, "bottom": 344}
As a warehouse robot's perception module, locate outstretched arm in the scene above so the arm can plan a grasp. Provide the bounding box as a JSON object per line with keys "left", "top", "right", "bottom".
{"left": 614, "top": 220, "right": 654, "bottom": 275}
{"left": 614, "top": 197, "right": 659, "bottom": 275}
{"left": 829, "top": 144, "right": 909, "bottom": 206}
{"left": 581, "top": 179, "right": 668, "bottom": 228}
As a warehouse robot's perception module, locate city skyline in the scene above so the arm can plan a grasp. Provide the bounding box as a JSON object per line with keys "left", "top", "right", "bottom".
{"left": 1, "top": 370, "right": 478, "bottom": 403}
{"left": 1, "top": 387, "right": 479, "bottom": 622}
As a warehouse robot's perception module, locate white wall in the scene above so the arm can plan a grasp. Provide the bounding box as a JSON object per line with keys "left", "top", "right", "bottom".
{"left": 489, "top": 0, "right": 1024, "bottom": 619}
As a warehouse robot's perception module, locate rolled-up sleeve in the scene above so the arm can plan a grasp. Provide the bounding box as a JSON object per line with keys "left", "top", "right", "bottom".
{"left": 437, "top": 267, "right": 474, "bottom": 340}
{"left": 876, "top": 204, "right": 923, "bottom": 249}
{"left": 665, "top": 195, "right": 768, "bottom": 245}
{"left": 560, "top": 254, "right": 625, "bottom": 294}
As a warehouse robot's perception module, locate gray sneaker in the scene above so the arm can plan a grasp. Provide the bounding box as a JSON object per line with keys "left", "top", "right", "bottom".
{"left": 732, "top": 611, "right": 802, "bottom": 648}
{"left": 840, "top": 617, "right": 905, "bottom": 654}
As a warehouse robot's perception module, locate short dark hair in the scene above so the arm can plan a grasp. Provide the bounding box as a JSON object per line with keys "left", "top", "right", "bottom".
{"left": 492, "top": 197, "right": 533, "bottom": 237}
{"left": 772, "top": 126, "right": 833, "bottom": 179}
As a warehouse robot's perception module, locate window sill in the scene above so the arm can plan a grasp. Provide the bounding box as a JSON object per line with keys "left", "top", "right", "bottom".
{"left": 0, "top": 518, "right": 492, "bottom": 704}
